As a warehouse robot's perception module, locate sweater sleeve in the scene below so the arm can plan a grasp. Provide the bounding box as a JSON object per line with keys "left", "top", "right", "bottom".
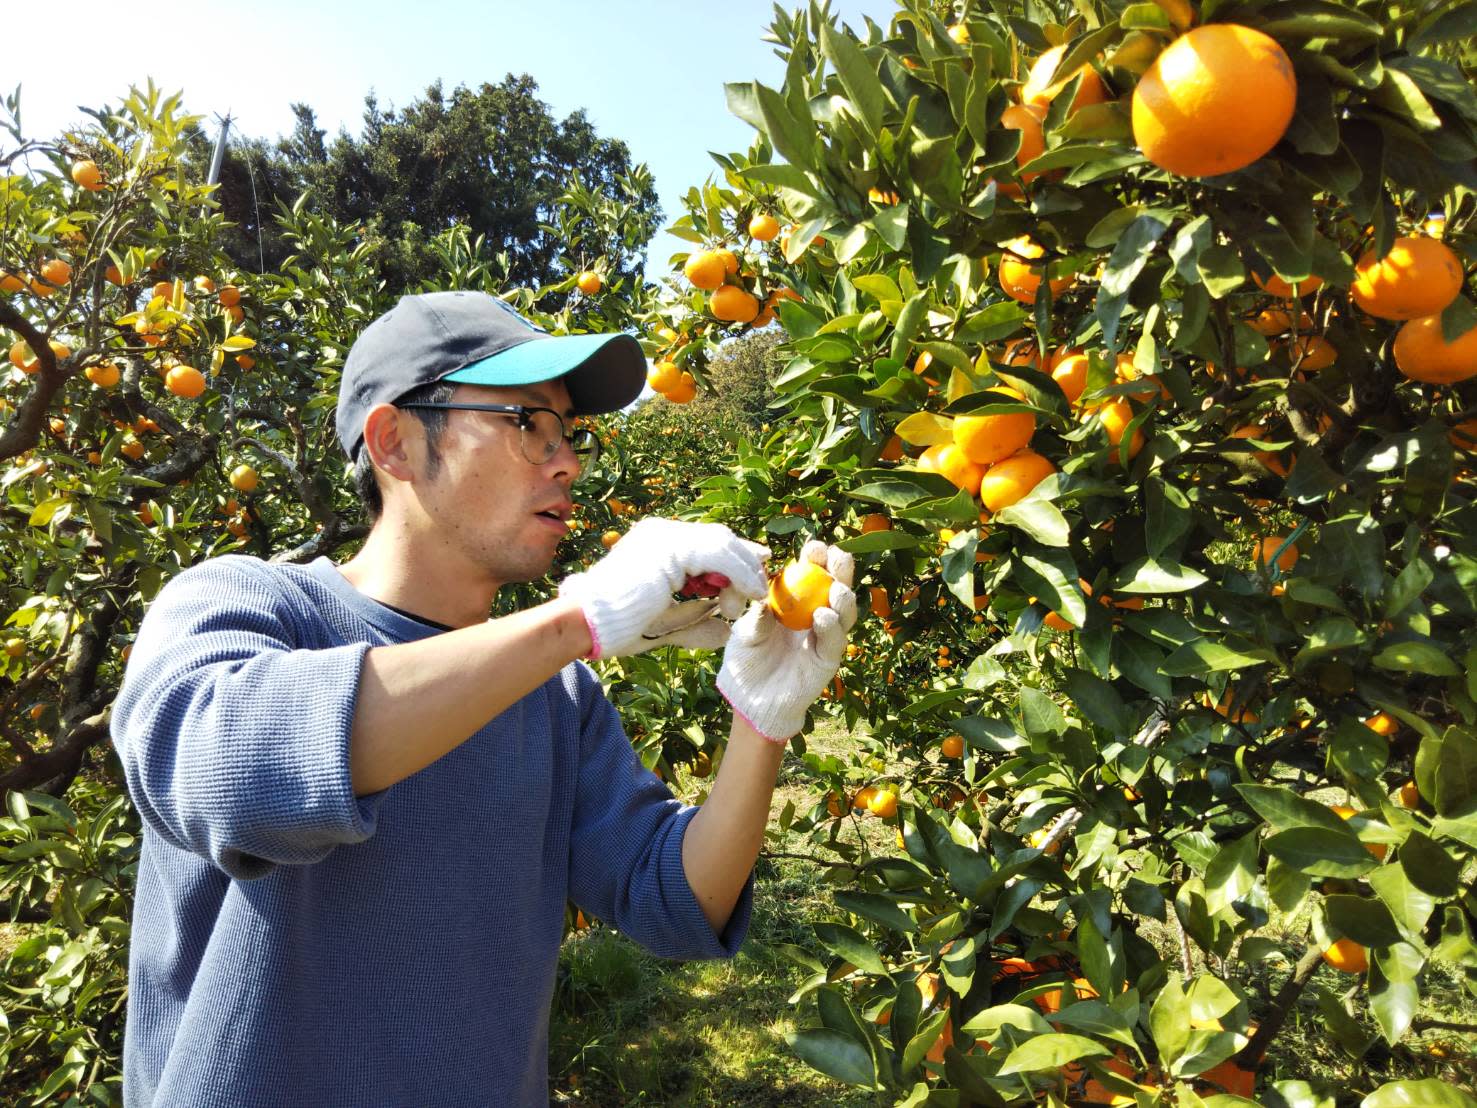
{"left": 565, "top": 666, "right": 753, "bottom": 960}
{"left": 110, "top": 557, "right": 382, "bottom": 880}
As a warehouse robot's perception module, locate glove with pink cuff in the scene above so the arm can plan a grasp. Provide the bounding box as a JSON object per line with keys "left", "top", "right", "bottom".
{"left": 558, "top": 517, "right": 770, "bottom": 659}
{"left": 717, "top": 540, "right": 857, "bottom": 744}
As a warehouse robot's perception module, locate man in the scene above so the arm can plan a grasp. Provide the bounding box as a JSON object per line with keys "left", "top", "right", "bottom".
{"left": 110, "top": 290, "right": 856, "bottom": 1106}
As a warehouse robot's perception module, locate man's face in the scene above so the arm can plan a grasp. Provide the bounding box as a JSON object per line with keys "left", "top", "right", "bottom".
{"left": 409, "top": 378, "right": 583, "bottom": 588}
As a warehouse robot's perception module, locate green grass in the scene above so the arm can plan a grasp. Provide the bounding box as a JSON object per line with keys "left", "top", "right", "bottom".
{"left": 550, "top": 717, "right": 1477, "bottom": 1105}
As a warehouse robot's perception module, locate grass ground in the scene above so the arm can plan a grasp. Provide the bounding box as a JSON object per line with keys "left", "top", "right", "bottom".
{"left": 548, "top": 717, "right": 1477, "bottom": 1106}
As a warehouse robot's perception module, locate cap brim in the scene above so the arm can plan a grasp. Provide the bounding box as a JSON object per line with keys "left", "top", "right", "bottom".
{"left": 443, "top": 333, "right": 645, "bottom": 414}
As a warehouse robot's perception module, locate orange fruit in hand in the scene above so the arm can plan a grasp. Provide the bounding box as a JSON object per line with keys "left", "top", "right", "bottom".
{"left": 1021, "top": 45, "right": 1108, "bottom": 115}
{"left": 953, "top": 387, "right": 1036, "bottom": 465}
{"left": 166, "top": 365, "right": 207, "bottom": 398}
{"left": 748, "top": 213, "right": 780, "bottom": 241}
{"left": 1132, "top": 24, "right": 1296, "bottom": 178}
{"left": 576, "top": 271, "right": 602, "bottom": 295}
{"left": 1352, "top": 236, "right": 1462, "bottom": 320}
{"left": 1393, "top": 315, "right": 1477, "bottom": 384}
{"left": 981, "top": 449, "right": 1055, "bottom": 512}
{"left": 941, "top": 734, "right": 964, "bottom": 759}
{"left": 683, "top": 251, "right": 727, "bottom": 290}
{"left": 1322, "top": 938, "right": 1368, "bottom": 974}
{"left": 767, "top": 559, "right": 835, "bottom": 631}
{"left": 918, "top": 442, "right": 985, "bottom": 496}
{"left": 998, "top": 252, "right": 1075, "bottom": 304}
{"left": 710, "top": 285, "right": 760, "bottom": 323}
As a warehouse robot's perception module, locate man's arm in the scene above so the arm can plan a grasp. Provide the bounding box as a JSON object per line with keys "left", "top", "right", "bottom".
{"left": 679, "top": 715, "right": 786, "bottom": 934}
{"left": 349, "top": 598, "right": 592, "bottom": 795}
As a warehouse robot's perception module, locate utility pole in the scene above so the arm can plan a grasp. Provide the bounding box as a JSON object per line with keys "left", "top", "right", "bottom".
{"left": 207, "top": 112, "right": 232, "bottom": 188}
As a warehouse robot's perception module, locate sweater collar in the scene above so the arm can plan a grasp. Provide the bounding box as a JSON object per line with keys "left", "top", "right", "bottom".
{"left": 305, "top": 557, "right": 453, "bottom": 641}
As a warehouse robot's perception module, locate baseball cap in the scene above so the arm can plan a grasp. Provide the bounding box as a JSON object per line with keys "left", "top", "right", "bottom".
{"left": 336, "top": 290, "right": 646, "bottom": 460}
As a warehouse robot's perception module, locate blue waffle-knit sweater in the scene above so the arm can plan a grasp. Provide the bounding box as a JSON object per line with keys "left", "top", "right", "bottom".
{"left": 109, "top": 554, "right": 753, "bottom": 1107}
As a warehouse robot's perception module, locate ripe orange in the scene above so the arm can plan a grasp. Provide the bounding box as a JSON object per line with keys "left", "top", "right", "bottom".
{"left": 229, "top": 464, "right": 260, "bottom": 493}
{"left": 1001, "top": 103, "right": 1046, "bottom": 184}
{"left": 867, "top": 788, "right": 899, "bottom": 818}
{"left": 1393, "top": 315, "right": 1477, "bottom": 384}
{"left": 225, "top": 305, "right": 245, "bottom": 324}
{"left": 1331, "top": 804, "right": 1388, "bottom": 861}
{"left": 121, "top": 440, "right": 146, "bottom": 460}
{"left": 236, "top": 353, "right": 256, "bottom": 370}
{"left": 998, "top": 252, "right": 1075, "bottom": 304}
{"left": 913, "top": 349, "right": 938, "bottom": 387}
{"left": 1021, "top": 45, "right": 1109, "bottom": 114}
{"left": 9, "top": 339, "right": 70, "bottom": 374}
{"left": 1255, "top": 535, "right": 1298, "bottom": 572}
{"left": 981, "top": 450, "right": 1055, "bottom": 512}
{"left": 0, "top": 272, "right": 24, "bottom": 293}
{"left": 39, "top": 258, "right": 72, "bottom": 287}
{"left": 1198, "top": 1059, "right": 1256, "bottom": 1099}
{"left": 71, "top": 160, "right": 103, "bottom": 190}
{"left": 869, "top": 586, "right": 892, "bottom": 619}
{"left": 83, "top": 361, "right": 121, "bottom": 389}
{"left": 1397, "top": 780, "right": 1420, "bottom": 808}
{"left": 947, "top": 23, "right": 970, "bottom": 44}
{"left": 1028, "top": 827, "right": 1060, "bottom": 855}
{"left": 710, "top": 285, "right": 760, "bottom": 323}
{"left": 218, "top": 285, "right": 242, "bottom": 307}
{"left": 748, "top": 213, "right": 780, "bottom": 241}
{"left": 1322, "top": 938, "right": 1368, "bottom": 974}
{"left": 919, "top": 442, "right": 985, "bottom": 496}
{"left": 166, "top": 365, "right": 207, "bottom": 398}
{"left": 767, "top": 559, "right": 835, "bottom": 631}
{"left": 3, "top": 637, "right": 25, "bottom": 657}
{"left": 880, "top": 434, "right": 904, "bottom": 462}
{"left": 647, "top": 360, "right": 682, "bottom": 394}
{"left": 193, "top": 275, "right": 216, "bottom": 294}
{"left": 576, "top": 271, "right": 602, "bottom": 295}
{"left": 941, "top": 734, "right": 964, "bottom": 759}
{"left": 714, "top": 249, "right": 740, "bottom": 275}
{"left": 665, "top": 371, "right": 698, "bottom": 404}
{"left": 1352, "top": 236, "right": 1462, "bottom": 320}
{"left": 1051, "top": 353, "right": 1090, "bottom": 405}
{"left": 1133, "top": 24, "right": 1295, "bottom": 177}
{"left": 683, "top": 251, "right": 725, "bottom": 290}
{"left": 1287, "top": 335, "right": 1336, "bottom": 372}
{"left": 600, "top": 530, "right": 621, "bottom": 549}
{"left": 1095, "top": 398, "right": 1144, "bottom": 460}
{"left": 859, "top": 513, "right": 891, "bottom": 533}
{"left": 953, "top": 387, "right": 1036, "bottom": 464}
{"left": 1254, "top": 271, "right": 1323, "bottom": 298}
{"left": 1364, "top": 712, "right": 1398, "bottom": 737}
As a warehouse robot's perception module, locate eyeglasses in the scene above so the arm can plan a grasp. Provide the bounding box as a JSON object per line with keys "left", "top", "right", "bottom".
{"left": 396, "top": 402, "right": 601, "bottom": 467}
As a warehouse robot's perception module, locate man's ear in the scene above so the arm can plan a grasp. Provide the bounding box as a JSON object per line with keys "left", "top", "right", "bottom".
{"left": 361, "top": 403, "right": 418, "bottom": 485}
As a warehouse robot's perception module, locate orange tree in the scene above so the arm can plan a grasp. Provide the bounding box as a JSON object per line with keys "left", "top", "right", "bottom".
{"left": 0, "top": 83, "right": 664, "bottom": 1101}
{"left": 651, "top": 1, "right": 1477, "bottom": 1103}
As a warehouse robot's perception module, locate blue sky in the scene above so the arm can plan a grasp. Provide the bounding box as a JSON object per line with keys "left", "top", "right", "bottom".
{"left": 10, "top": 0, "right": 892, "bottom": 279}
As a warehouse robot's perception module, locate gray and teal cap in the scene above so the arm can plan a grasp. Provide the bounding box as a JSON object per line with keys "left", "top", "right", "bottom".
{"left": 336, "top": 290, "right": 645, "bottom": 460}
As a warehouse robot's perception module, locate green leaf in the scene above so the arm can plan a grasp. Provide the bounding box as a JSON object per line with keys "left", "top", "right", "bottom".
{"left": 1020, "top": 686, "right": 1067, "bottom": 739}
{"left": 1369, "top": 942, "right": 1423, "bottom": 1044}
{"left": 821, "top": 24, "right": 888, "bottom": 138}
{"left": 834, "top": 890, "right": 918, "bottom": 934}
{"left": 1362, "top": 1081, "right": 1477, "bottom": 1108}
{"left": 853, "top": 274, "right": 903, "bottom": 303}
{"left": 996, "top": 499, "right": 1070, "bottom": 547}
{"left": 1411, "top": 3, "right": 1477, "bottom": 51}
{"left": 1197, "top": 244, "right": 1245, "bottom": 298}
{"left": 997, "top": 1033, "right": 1111, "bottom": 1074}
{"left": 1415, "top": 727, "right": 1477, "bottom": 816}
{"left": 902, "top": 1007, "right": 952, "bottom": 1073}
{"left": 1097, "top": 213, "right": 1171, "bottom": 350}
{"left": 1374, "top": 640, "right": 1460, "bottom": 677}
{"left": 1260, "top": 2, "right": 1383, "bottom": 41}
{"left": 1264, "top": 828, "right": 1378, "bottom": 877}
{"left": 1369, "top": 866, "right": 1436, "bottom": 941}
{"left": 786, "top": 1027, "right": 879, "bottom": 1088}
{"left": 1398, "top": 830, "right": 1461, "bottom": 898}
{"left": 753, "top": 81, "right": 818, "bottom": 170}
{"left": 1372, "top": 67, "right": 1443, "bottom": 131}
{"left": 1160, "top": 639, "right": 1272, "bottom": 675}
{"left": 1324, "top": 895, "right": 1402, "bottom": 947}
{"left": 1236, "top": 784, "right": 1348, "bottom": 832}
{"left": 1149, "top": 974, "right": 1190, "bottom": 1067}
{"left": 813, "top": 922, "right": 886, "bottom": 975}
{"left": 1112, "top": 557, "right": 1207, "bottom": 594}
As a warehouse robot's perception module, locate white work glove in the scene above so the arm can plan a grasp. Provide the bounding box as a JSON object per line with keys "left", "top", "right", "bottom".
{"left": 559, "top": 518, "right": 770, "bottom": 659}
{"left": 717, "top": 540, "right": 857, "bottom": 744}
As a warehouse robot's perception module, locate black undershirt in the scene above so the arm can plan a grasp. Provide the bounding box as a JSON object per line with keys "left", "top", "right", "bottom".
{"left": 379, "top": 601, "right": 454, "bottom": 633}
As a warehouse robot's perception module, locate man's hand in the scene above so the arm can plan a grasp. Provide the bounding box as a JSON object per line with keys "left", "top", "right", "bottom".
{"left": 558, "top": 518, "right": 770, "bottom": 659}
{"left": 716, "top": 540, "right": 857, "bottom": 743}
